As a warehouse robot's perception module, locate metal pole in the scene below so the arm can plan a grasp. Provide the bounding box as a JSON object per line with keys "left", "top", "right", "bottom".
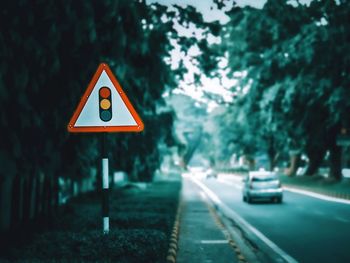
{"left": 102, "top": 133, "right": 109, "bottom": 234}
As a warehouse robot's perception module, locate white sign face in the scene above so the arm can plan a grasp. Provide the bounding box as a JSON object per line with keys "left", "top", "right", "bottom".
{"left": 75, "top": 70, "right": 137, "bottom": 127}
{"left": 67, "top": 63, "right": 144, "bottom": 133}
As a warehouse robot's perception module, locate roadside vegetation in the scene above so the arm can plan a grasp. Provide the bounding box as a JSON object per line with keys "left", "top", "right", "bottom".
{"left": 0, "top": 181, "right": 181, "bottom": 262}
{"left": 195, "top": 0, "right": 350, "bottom": 180}
{"left": 0, "top": 0, "right": 214, "bottom": 234}
{"left": 280, "top": 174, "right": 350, "bottom": 199}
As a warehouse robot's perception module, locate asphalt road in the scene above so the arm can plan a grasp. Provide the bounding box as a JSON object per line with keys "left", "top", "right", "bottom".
{"left": 195, "top": 173, "right": 350, "bottom": 263}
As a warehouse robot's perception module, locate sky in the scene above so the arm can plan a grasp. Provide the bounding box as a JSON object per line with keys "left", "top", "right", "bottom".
{"left": 145, "top": 0, "right": 270, "bottom": 111}
{"left": 147, "top": 0, "right": 268, "bottom": 23}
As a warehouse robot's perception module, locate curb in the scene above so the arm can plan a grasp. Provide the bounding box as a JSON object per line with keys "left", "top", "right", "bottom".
{"left": 166, "top": 196, "right": 182, "bottom": 263}
{"left": 205, "top": 201, "right": 248, "bottom": 263}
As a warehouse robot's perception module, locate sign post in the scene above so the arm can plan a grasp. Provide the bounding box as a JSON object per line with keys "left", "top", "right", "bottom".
{"left": 67, "top": 63, "right": 144, "bottom": 234}
{"left": 102, "top": 133, "right": 109, "bottom": 234}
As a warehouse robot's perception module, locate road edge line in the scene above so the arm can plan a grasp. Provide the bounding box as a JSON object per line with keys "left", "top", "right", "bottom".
{"left": 284, "top": 187, "right": 350, "bottom": 204}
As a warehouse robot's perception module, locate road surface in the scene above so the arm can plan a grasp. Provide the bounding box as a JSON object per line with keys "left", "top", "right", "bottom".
{"left": 189, "top": 172, "right": 350, "bottom": 263}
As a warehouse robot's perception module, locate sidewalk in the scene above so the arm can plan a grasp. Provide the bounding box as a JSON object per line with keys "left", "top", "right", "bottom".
{"left": 175, "top": 178, "right": 246, "bottom": 263}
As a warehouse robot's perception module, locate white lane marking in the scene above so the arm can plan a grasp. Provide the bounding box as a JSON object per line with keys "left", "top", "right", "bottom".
{"left": 191, "top": 177, "right": 299, "bottom": 263}
{"left": 217, "top": 178, "right": 242, "bottom": 190}
{"left": 200, "top": 240, "right": 229, "bottom": 244}
{"left": 218, "top": 173, "right": 244, "bottom": 182}
{"left": 284, "top": 187, "right": 350, "bottom": 205}
{"left": 217, "top": 178, "right": 235, "bottom": 185}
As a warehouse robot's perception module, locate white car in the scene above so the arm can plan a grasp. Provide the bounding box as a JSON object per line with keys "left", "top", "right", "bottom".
{"left": 242, "top": 171, "right": 283, "bottom": 203}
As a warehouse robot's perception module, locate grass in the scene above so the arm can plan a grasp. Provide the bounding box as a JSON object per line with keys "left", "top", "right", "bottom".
{"left": 0, "top": 181, "right": 181, "bottom": 263}
{"left": 279, "top": 174, "right": 350, "bottom": 199}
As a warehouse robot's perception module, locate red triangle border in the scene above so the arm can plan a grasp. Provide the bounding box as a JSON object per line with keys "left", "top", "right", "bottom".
{"left": 67, "top": 63, "right": 144, "bottom": 133}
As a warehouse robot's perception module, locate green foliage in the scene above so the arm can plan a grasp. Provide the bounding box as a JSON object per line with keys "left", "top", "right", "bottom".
{"left": 13, "top": 230, "right": 167, "bottom": 263}
{"left": 2, "top": 181, "right": 181, "bottom": 262}
{"left": 214, "top": 0, "right": 349, "bottom": 176}
{"left": 0, "top": 0, "right": 200, "bottom": 184}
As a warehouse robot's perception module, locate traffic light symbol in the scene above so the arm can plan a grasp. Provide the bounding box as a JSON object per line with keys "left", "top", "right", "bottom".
{"left": 99, "top": 87, "right": 112, "bottom": 122}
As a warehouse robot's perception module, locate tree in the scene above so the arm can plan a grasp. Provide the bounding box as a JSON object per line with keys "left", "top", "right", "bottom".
{"left": 0, "top": 0, "right": 218, "bottom": 231}
{"left": 219, "top": 0, "right": 350, "bottom": 178}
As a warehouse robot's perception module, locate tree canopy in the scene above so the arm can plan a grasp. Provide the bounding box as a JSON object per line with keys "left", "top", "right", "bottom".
{"left": 202, "top": 0, "right": 350, "bottom": 178}
{"left": 0, "top": 0, "right": 219, "bottom": 187}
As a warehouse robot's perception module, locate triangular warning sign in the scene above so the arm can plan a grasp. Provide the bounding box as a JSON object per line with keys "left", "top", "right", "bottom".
{"left": 67, "top": 63, "right": 144, "bottom": 133}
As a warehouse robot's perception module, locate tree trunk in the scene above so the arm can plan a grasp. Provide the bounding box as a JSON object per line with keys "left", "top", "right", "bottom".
{"left": 10, "top": 174, "right": 20, "bottom": 230}
{"left": 42, "top": 174, "right": 53, "bottom": 218}
{"left": 286, "top": 153, "right": 301, "bottom": 176}
{"left": 46, "top": 174, "right": 55, "bottom": 226}
{"left": 267, "top": 152, "right": 275, "bottom": 172}
{"left": 34, "top": 173, "right": 43, "bottom": 218}
{"left": 305, "top": 148, "right": 325, "bottom": 176}
{"left": 0, "top": 176, "right": 13, "bottom": 232}
{"left": 268, "top": 155, "right": 277, "bottom": 172}
{"left": 327, "top": 123, "right": 342, "bottom": 180}
{"left": 53, "top": 173, "right": 59, "bottom": 211}
{"left": 267, "top": 137, "right": 276, "bottom": 171}
{"left": 42, "top": 175, "right": 48, "bottom": 218}
{"left": 30, "top": 173, "right": 37, "bottom": 220}
{"left": 329, "top": 144, "right": 342, "bottom": 180}
{"left": 22, "top": 176, "right": 30, "bottom": 226}
{"left": 244, "top": 155, "right": 255, "bottom": 170}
